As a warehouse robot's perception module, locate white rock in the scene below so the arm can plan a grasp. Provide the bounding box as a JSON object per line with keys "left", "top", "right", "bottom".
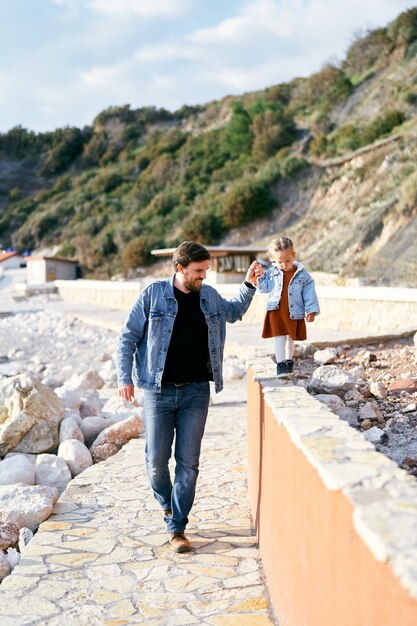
{"left": 63, "top": 407, "right": 82, "bottom": 422}
{"left": 41, "top": 376, "right": 61, "bottom": 389}
{"left": 352, "top": 350, "right": 375, "bottom": 367}
{"left": 58, "top": 439, "right": 93, "bottom": 476}
{"left": 63, "top": 369, "right": 105, "bottom": 392}
{"left": 0, "top": 483, "right": 58, "bottom": 532}
{"left": 102, "top": 394, "right": 142, "bottom": 414}
{"left": 80, "top": 415, "right": 118, "bottom": 447}
{"left": 359, "top": 402, "right": 383, "bottom": 421}
{"left": 344, "top": 389, "right": 364, "bottom": 402}
{"left": 0, "top": 455, "right": 36, "bottom": 485}
{"left": 6, "top": 547, "right": 20, "bottom": 569}
{"left": 90, "top": 415, "right": 143, "bottom": 463}
{"left": 314, "top": 394, "right": 346, "bottom": 413}
{"left": 337, "top": 407, "right": 359, "bottom": 426}
{"left": 369, "top": 381, "right": 387, "bottom": 399}
{"left": 0, "top": 374, "right": 64, "bottom": 456}
{"left": 59, "top": 417, "right": 84, "bottom": 443}
{"left": 79, "top": 390, "right": 101, "bottom": 417}
{"left": 223, "top": 358, "right": 246, "bottom": 380}
{"left": 54, "top": 387, "right": 81, "bottom": 410}
{"left": 313, "top": 348, "right": 338, "bottom": 365}
{"left": 309, "top": 365, "right": 356, "bottom": 396}
{"left": 294, "top": 342, "right": 317, "bottom": 358}
{"left": 363, "top": 426, "right": 387, "bottom": 444}
{"left": 35, "top": 454, "right": 72, "bottom": 495}
{"left": 18, "top": 527, "right": 33, "bottom": 552}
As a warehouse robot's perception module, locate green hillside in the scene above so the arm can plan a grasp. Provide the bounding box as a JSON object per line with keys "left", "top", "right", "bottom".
{"left": 1, "top": 8, "right": 417, "bottom": 284}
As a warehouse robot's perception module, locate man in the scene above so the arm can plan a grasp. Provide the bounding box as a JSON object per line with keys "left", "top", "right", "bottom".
{"left": 117, "top": 241, "right": 262, "bottom": 553}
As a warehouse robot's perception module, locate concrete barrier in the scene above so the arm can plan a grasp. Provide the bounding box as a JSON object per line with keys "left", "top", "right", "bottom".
{"left": 55, "top": 280, "right": 417, "bottom": 336}
{"left": 55, "top": 279, "right": 147, "bottom": 311}
{"left": 246, "top": 353, "right": 417, "bottom": 626}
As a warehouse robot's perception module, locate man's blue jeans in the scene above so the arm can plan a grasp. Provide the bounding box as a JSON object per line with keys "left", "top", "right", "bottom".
{"left": 142, "top": 381, "right": 210, "bottom": 533}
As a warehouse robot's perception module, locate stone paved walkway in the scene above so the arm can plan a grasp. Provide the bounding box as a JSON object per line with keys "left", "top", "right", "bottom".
{"left": 0, "top": 382, "right": 278, "bottom": 625}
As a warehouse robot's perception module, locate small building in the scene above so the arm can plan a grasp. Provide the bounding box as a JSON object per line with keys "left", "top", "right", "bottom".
{"left": 152, "top": 245, "right": 269, "bottom": 284}
{"left": 0, "top": 251, "right": 26, "bottom": 270}
{"left": 26, "top": 256, "right": 79, "bottom": 284}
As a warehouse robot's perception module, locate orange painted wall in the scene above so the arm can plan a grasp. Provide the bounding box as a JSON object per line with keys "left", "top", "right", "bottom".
{"left": 247, "top": 370, "right": 417, "bottom": 626}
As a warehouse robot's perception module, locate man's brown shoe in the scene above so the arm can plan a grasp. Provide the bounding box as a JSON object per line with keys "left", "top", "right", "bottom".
{"left": 163, "top": 508, "right": 172, "bottom": 517}
{"left": 169, "top": 532, "right": 191, "bottom": 553}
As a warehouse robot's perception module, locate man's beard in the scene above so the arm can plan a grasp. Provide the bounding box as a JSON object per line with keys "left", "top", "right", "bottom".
{"left": 184, "top": 277, "right": 203, "bottom": 292}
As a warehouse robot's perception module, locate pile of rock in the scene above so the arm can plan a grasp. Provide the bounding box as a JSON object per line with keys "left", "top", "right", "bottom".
{"left": 0, "top": 364, "right": 143, "bottom": 581}
{"left": 303, "top": 335, "right": 417, "bottom": 476}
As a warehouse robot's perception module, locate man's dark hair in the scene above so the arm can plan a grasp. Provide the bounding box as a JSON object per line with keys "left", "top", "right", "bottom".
{"left": 173, "top": 241, "right": 211, "bottom": 270}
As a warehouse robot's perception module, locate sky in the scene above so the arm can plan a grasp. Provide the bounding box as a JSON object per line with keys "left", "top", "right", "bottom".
{"left": 0, "top": 0, "right": 414, "bottom": 133}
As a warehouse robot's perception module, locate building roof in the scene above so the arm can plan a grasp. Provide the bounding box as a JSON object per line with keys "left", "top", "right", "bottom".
{"left": 0, "top": 251, "right": 21, "bottom": 263}
{"left": 152, "top": 245, "right": 268, "bottom": 258}
{"left": 26, "top": 256, "right": 78, "bottom": 264}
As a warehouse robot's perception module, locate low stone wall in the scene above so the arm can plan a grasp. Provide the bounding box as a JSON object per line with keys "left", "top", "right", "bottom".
{"left": 246, "top": 353, "right": 417, "bottom": 626}
{"left": 55, "top": 279, "right": 147, "bottom": 311}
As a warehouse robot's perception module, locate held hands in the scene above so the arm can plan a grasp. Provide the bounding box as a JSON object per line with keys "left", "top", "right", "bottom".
{"left": 118, "top": 384, "right": 135, "bottom": 402}
{"left": 245, "top": 261, "right": 264, "bottom": 286}
{"left": 306, "top": 313, "right": 316, "bottom": 323}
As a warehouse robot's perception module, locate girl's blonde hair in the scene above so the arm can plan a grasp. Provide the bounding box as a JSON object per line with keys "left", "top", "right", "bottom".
{"left": 269, "top": 237, "right": 294, "bottom": 257}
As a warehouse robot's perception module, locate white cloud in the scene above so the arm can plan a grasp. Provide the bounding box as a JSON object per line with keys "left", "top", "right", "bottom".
{"left": 188, "top": 0, "right": 295, "bottom": 45}
{"left": 88, "top": 0, "right": 190, "bottom": 17}
{"left": 134, "top": 42, "right": 200, "bottom": 63}
{"left": 82, "top": 62, "right": 127, "bottom": 86}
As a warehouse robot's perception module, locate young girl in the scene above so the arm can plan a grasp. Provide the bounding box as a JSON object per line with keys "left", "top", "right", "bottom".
{"left": 256, "top": 237, "right": 319, "bottom": 377}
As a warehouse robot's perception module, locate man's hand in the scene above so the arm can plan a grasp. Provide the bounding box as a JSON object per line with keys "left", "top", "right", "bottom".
{"left": 306, "top": 313, "right": 315, "bottom": 323}
{"left": 245, "top": 261, "right": 264, "bottom": 285}
{"left": 118, "top": 384, "right": 135, "bottom": 402}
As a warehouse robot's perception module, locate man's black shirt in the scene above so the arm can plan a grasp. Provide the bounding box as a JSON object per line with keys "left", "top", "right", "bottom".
{"left": 162, "top": 286, "right": 212, "bottom": 384}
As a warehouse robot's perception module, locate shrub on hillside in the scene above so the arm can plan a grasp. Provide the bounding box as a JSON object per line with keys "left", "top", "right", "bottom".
{"left": 181, "top": 129, "right": 229, "bottom": 184}
{"left": 82, "top": 131, "right": 108, "bottom": 166}
{"left": 280, "top": 156, "right": 309, "bottom": 178}
{"left": 343, "top": 28, "right": 390, "bottom": 79}
{"left": 289, "top": 65, "right": 353, "bottom": 115}
{"left": 0, "top": 126, "right": 48, "bottom": 158}
{"left": 221, "top": 101, "right": 253, "bottom": 158}
{"left": 92, "top": 171, "right": 124, "bottom": 194}
{"left": 251, "top": 109, "right": 296, "bottom": 159}
{"left": 360, "top": 109, "right": 405, "bottom": 144}
{"left": 40, "top": 127, "right": 87, "bottom": 176}
{"left": 223, "top": 177, "right": 274, "bottom": 228}
{"left": 178, "top": 187, "right": 226, "bottom": 243}
{"left": 56, "top": 242, "right": 76, "bottom": 258}
{"left": 180, "top": 209, "right": 226, "bottom": 243}
{"left": 122, "top": 234, "right": 163, "bottom": 268}
{"left": 330, "top": 109, "right": 405, "bottom": 155}
{"left": 387, "top": 8, "right": 417, "bottom": 48}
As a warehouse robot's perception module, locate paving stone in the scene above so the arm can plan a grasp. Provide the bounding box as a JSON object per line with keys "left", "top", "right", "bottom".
{"left": 0, "top": 380, "right": 277, "bottom": 625}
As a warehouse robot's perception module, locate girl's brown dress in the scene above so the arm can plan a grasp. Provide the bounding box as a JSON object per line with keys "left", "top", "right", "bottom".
{"left": 262, "top": 267, "right": 307, "bottom": 341}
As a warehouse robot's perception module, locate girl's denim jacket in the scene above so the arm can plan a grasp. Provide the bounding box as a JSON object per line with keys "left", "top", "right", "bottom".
{"left": 256, "top": 261, "right": 320, "bottom": 318}
{"left": 116, "top": 276, "right": 256, "bottom": 394}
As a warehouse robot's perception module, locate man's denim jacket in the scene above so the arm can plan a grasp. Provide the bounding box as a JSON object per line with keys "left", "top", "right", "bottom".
{"left": 116, "top": 276, "right": 256, "bottom": 393}
{"left": 256, "top": 261, "right": 320, "bottom": 318}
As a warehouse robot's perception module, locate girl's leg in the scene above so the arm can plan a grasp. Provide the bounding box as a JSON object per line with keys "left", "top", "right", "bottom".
{"left": 274, "top": 335, "right": 286, "bottom": 363}
{"left": 285, "top": 337, "right": 294, "bottom": 360}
